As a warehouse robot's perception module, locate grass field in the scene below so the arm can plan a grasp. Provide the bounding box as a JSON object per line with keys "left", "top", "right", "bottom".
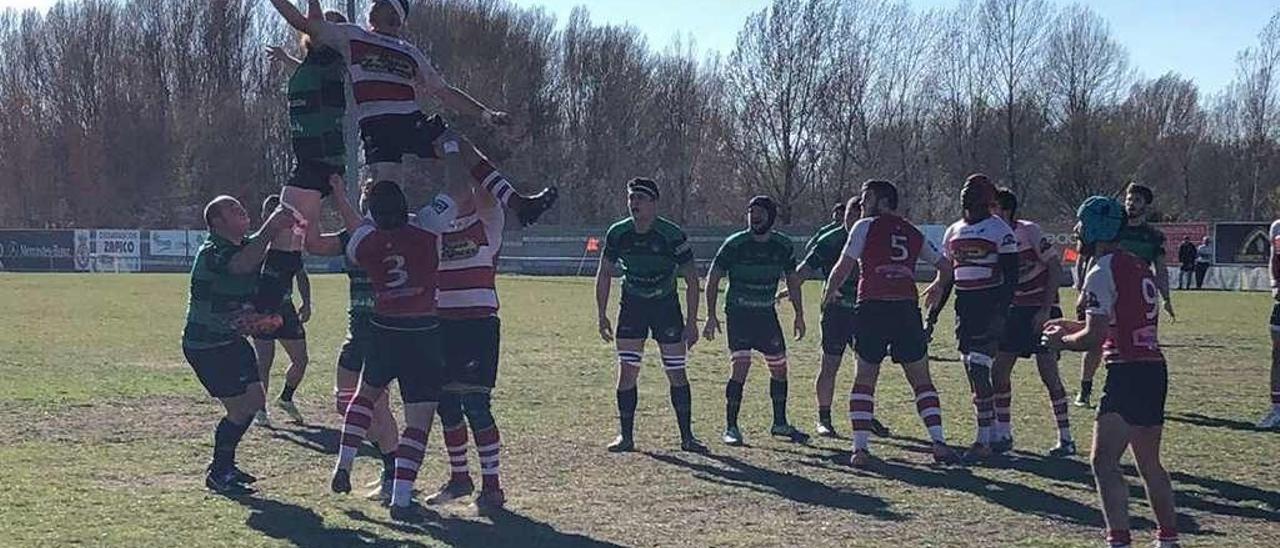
{"left": 0, "top": 273, "right": 1277, "bottom": 547}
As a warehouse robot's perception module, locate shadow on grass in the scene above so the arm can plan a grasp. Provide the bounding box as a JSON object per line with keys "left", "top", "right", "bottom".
{"left": 235, "top": 495, "right": 427, "bottom": 548}
{"left": 643, "top": 451, "right": 905, "bottom": 521}
{"left": 266, "top": 423, "right": 386, "bottom": 460}
{"left": 344, "top": 506, "right": 625, "bottom": 548}
{"left": 1166, "top": 412, "right": 1264, "bottom": 433}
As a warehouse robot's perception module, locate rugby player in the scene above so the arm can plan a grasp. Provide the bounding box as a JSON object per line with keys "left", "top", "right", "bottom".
{"left": 307, "top": 176, "right": 401, "bottom": 503}
{"left": 826, "top": 181, "right": 961, "bottom": 466}
{"left": 705, "top": 196, "right": 809, "bottom": 446}
{"left": 425, "top": 183, "right": 513, "bottom": 512}
{"left": 329, "top": 138, "right": 471, "bottom": 521}
{"left": 182, "top": 195, "right": 296, "bottom": 494}
{"left": 596, "top": 178, "right": 706, "bottom": 454}
{"left": 265, "top": 0, "right": 557, "bottom": 258}
{"left": 1044, "top": 196, "right": 1179, "bottom": 548}
{"left": 795, "top": 197, "right": 886, "bottom": 438}
{"left": 931, "top": 174, "right": 1019, "bottom": 463}
{"left": 251, "top": 194, "right": 313, "bottom": 427}
{"left": 990, "top": 188, "right": 1075, "bottom": 456}
{"left": 1074, "top": 183, "right": 1172, "bottom": 407}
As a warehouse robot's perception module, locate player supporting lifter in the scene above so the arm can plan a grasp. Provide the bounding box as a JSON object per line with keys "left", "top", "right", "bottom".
{"left": 990, "top": 188, "right": 1075, "bottom": 457}
{"left": 424, "top": 183, "right": 511, "bottom": 512}
{"left": 930, "top": 174, "right": 1019, "bottom": 463}
{"left": 596, "top": 178, "right": 706, "bottom": 454}
{"left": 264, "top": 0, "right": 556, "bottom": 255}
{"left": 1262, "top": 218, "right": 1280, "bottom": 429}
{"left": 250, "top": 195, "right": 314, "bottom": 427}
{"left": 307, "top": 176, "right": 401, "bottom": 502}
{"left": 825, "top": 181, "right": 961, "bottom": 466}
{"left": 1043, "top": 196, "right": 1179, "bottom": 548}
{"left": 705, "top": 196, "right": 809, "bottom": 446}
{"left": 329, "top": 138, "right": 472, "bottom": 521}
{"left": 182, "top": 196, "right": 297, "bottom": 494}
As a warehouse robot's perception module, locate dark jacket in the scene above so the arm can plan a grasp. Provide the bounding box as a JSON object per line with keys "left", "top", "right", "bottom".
{"left": 1177, "top": 241, "right": 1197, "bottom": 268}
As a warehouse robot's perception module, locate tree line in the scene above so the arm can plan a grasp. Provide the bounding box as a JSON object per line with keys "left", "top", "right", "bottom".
{"left": 2, "top": 0, "right": 1279, "bottom": 229}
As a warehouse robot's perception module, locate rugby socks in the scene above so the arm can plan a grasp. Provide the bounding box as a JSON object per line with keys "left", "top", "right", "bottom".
{"left": 725, "top": 379, "right": 745, "bottom": 430}
{"left": 380, "top": 450, "right": 397, "bottom": 483}
{"left": 462, "top": 393, "right": 502, "bottom": 493}
{"left": 1272, "top": 390, "right": 1280, "bottom": 413}
{"left": 617, "top": 387, "right": 638, "bottom": 441}
{"left": 279, "top": 383, "right": 298, "bottom": 403}
{"left": 475, "top": 426, "right": 502, "bottom": 493}
{"left": 849, "top": 384, "right": 875, "bottom": 451}
{"left": 472, "top": 161, "right": 516, "bottom": 207}
{"left": 1080, "top": 379, "right": 1094, "bottom": 400}
{"left": 1157, "top": 526, "right": 1179, "bottom": 546}
{"left": 993, "top": 379, "right": 1012, "bottom": 440}
{"left": 212, "top": 416, "right": 252, "bottom": 472}
{"left": 769, "top": 379, "right": 790, "bottom": 427}
{"left": 913, "top": 384, "right": 946, "bottom": 443}
{"left": 973, "top": 394, "right": 995, "bottom": 446}
{"left": 392, "top": 427, "right": 428, "bottom": 508}
{"left": 670, "top": 384, "right": 694, "bottom": 441}
{"left": 443, "top": 424, "right": 471, "bottom": 485}
{"left": 1048, "top": 384, "right": 1073, "bottom": 442}
{"left": 337, "top": 396, "right": 374, "bottom": 472}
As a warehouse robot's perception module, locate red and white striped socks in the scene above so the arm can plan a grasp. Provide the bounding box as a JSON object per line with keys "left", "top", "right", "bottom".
{"left": 443, "top": 423, "right": 471, "bottom": 485}
{"left": 392, "top": 427, "right": 428, "bottom": 507}
{"left": 337, "top": 395, "right": 374, "bottom": 472}
{"left": 849, "top": 384, "right": 875, "bottom": 451}
{"left": 1048, "top": 384, "right": 1073, "bottom": 442}
{"left": 973, "top": 394, "right": 994, "bottom": 446}
{"left": 913, "top": 384, "right": 946, "bottom": 444}
{"left": 993, "top": 380, "right": 1012, "bottom": 441}
{"left": 475, "top": 426, "right": 502, "bottom": 493}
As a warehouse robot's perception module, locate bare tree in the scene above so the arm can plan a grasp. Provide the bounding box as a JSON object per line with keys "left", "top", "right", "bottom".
{"left": 1041, "top": 3, "right": 1131, "bottom": 213}
{"left": 723, "top": 0, "right": 839, "bottom": 223}
{"left": 980, "top": 0, "right": 1052, "bottom": 197}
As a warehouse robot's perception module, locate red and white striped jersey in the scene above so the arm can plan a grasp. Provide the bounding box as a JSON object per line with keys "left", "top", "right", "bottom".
{"left": 313, "top": 22, "right": 446, "bottom": 123}
{"left": 1082, "top": 250, "right": 1164, "bottom": 364}
{"left": 842, "top": 214, "right": 941, "bottom": 302}
{"left": 942, "top": 216, "right": 1018, "bottom": 292}
{"left": 1010, "top": 219, "right": 1056, "bottom": 306}
{"left": 345, "top": 195, "right": 457, "bottom": 317}
{"left": 438, "top": 204, "right": 505, "bottom": 319}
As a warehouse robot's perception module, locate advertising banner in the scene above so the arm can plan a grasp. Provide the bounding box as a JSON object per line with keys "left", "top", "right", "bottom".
{"left": 74, "top": 229, "right": 92, "bottom": 271}
{"left": 0, "top": 230, "right": 76, "bottom": 271}
{"left": 149, "top": 230, "right": 191, "bottom": 257}
{"left": 1154, "top": 222, "right": 1210, "bottom": 248}
{"left": 94, "top": 229, "right": 141, "bottom": 272}
{"left": 1213, "top": 222, "right": 1270, "bottom": 265}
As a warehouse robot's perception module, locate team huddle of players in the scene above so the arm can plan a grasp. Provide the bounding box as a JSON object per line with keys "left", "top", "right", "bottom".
{"left": 171, "top": 0, "right": 1244, "bottom": 545}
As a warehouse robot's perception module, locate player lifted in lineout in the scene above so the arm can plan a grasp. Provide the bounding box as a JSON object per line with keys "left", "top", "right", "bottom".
{"left": 264, "top": 0, "right": 557, "bottom": 263}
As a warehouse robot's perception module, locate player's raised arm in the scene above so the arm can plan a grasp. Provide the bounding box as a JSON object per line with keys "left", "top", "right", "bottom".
{"left": 229, "top": 208, "right": 296, "bottom": 275}
{"left": 266, "top": 0, "right": 314, "bottom": 33}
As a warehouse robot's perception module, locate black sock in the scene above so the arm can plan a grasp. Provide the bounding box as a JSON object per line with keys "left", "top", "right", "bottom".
{"left": 819, "top": 406, "right": 832, "bottom": 426}
{"left": 770, "top": 379, "right": 789, "bottom": 426}
{"left": 212, "top": 417, "right": 250, "bottom": 472}
{"left": 279, "top": 383, "right": 298, "bottom": 402}
{"left": 670, "top": 384, "right": 693, "bottom": 440}
{"left": 380, "top": 451, "right": 397, "bottom": 481}
{"left": 725, "top": 379, "right": 744, "bottom": 429}
{"left": 617, "top": 388, "right": 638, "bottom": 440}
{"left": 1081, "top": 380, "right": 1093, "bottom": 398}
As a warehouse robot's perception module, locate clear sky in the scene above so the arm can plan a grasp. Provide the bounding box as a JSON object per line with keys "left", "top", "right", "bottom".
{"left": 2, "top": 0, "right": 1273, "bottom": 94}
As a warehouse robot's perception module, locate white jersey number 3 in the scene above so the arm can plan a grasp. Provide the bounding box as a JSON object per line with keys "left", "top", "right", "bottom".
{"left": 383, "top": 255, "right": 409, "bottom": 288}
